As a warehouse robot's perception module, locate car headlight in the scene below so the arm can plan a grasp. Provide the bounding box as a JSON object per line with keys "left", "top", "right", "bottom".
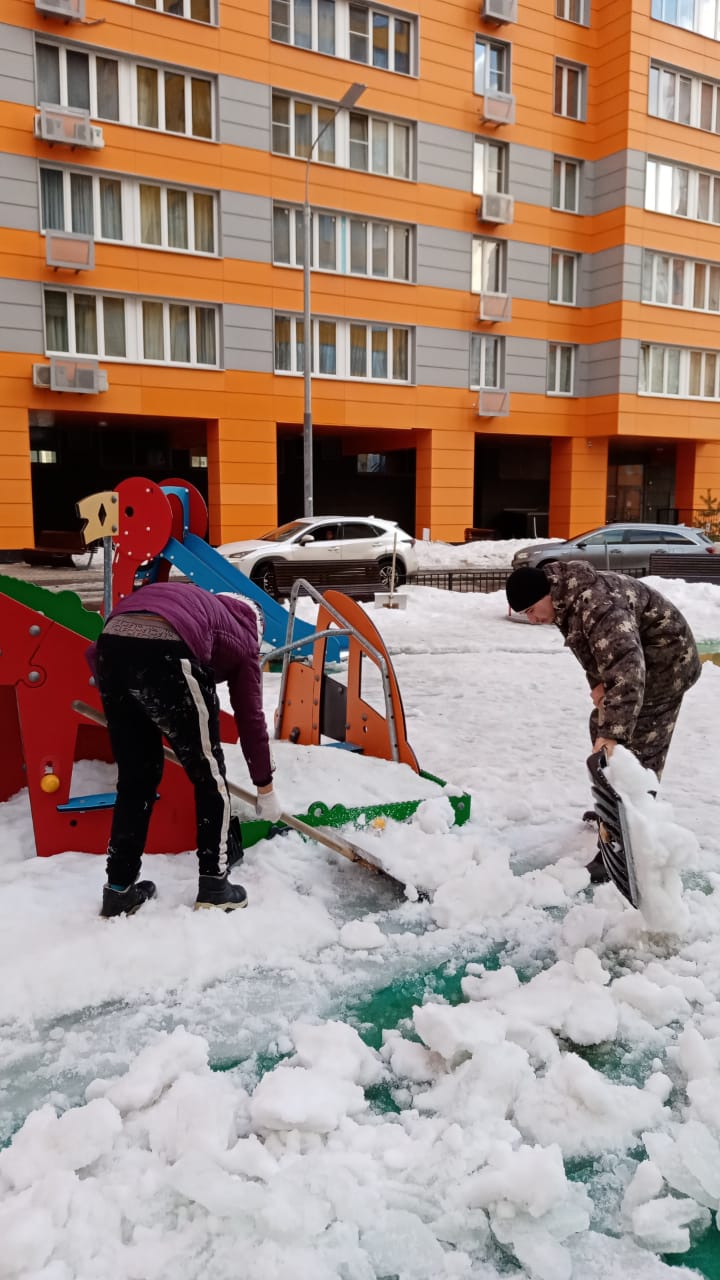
{"left": 227, "top": 550, "right": 255, "bottom": 561}
{"left": 513, "top": 551, "right": 530, "bottom": 565}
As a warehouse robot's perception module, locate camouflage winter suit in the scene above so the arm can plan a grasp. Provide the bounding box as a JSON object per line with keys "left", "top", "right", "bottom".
{"left": 544, "top": 561, "right": 701, "bottom": 778}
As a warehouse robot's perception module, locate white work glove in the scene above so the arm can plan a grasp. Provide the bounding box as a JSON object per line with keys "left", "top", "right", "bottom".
{"left": 256, "top": 788, "right": 282, "bottom": 823}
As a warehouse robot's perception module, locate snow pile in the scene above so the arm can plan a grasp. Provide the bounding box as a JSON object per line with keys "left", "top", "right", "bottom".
{"left": 413, "top": 536, "right": 557, "bottom": 571}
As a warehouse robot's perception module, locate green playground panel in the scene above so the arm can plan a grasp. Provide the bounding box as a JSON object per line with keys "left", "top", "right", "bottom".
{"left": 0, "top": 574, "right": 103, "bottom": 640}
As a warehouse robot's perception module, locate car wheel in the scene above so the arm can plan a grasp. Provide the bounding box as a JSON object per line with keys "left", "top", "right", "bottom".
{"left": 250, "top": 561, "right": 278, "bottom": 599}
{"left": 536, "top": 559, "right": 558, "bottom": 570}
{"left": 378, "top": 557, "right": 406, "bottom": 588}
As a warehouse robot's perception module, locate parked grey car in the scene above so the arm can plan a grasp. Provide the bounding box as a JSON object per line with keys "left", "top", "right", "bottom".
{"left": 511, "top": 523, "right": 718, "bottom": 573}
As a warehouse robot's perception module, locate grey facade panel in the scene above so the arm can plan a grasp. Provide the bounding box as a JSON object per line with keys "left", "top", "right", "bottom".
{"left": 510, "top": 143, "right": 553, "bottom": 207}
{"left": 221, "top": 190, "right": 272, "bottom": 262}
{"left": 0, "top": 24, "right": 35, "bottom": 107}
{"left": 0, "top": 277, "right": 44, "bottom": 354}
{"left": 0, "top": 152, "right": 40, "bottom": 232}
{"left": 590, "top": 150, "right": 646, "bottom": 215}
{"left": 580, "top": 244, "right": 643, "bottom": 308}
{"left": 417, "top": 122, "right": 472, "bottom": 191}
{"left": 415, "top": 326, "right": 470, "bottom": 387}
{"left": 218, "top": 76, "right": 271, "bottom": 151}
{"left": 507, "top": 240, "right": 548, "bottom": 303}
{"left": 223, "top": 303, "right": 273, "bottom": 371}
{"left": 505, "top": 336, "right": 547, "bottom": 394}
{"left": 576, "top": 339, "right": 639, "bottom": 398}
{"left": 416, "top": 225, "right": 471, "bottom": 290}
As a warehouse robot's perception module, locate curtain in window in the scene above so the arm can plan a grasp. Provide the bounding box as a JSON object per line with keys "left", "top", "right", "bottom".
{"left": 97, "top": 57, "right": 119, "bottom": 121}
{"left": 350, "top": 219, "right": 367, "bottom": 273}
{"left": 100, "top": 179, "right": 123, "bottom": 240}
{"left": 484, "top": 337, "right": 500, "bottom": 387}
{"left": 392, "top": 226, "right": 410, "bottom": 281}
{"left": 274, "top": 315, "right": 291, "bottom": 370}
{"left": 318, "top": 0, "right": 335, "bottom": 54}
{"left": 392, "top": 329, "right": 408, "bottom": 381}
{"left": 103, "top": 297, "right": 126, "bottom": 357}
{"left": 165, "top": 73, "right": 186, "bottom": 133}
{"left": 143, "top": 301, "right": 165, "bottom": 359}
{"left": 191, "top": 0, "right": 212, "bottom": 19}
{"left": 66, "top": 50, "right": 90, "bottom": 111}
{"left": 75, "top": 294, "right": 98, "bottom": 354}
{"left": 170, "top": 304, "right": 190, "bottom": 362}
{"left": 372, "top": 13, "right": 389, "bottom": 69}
{"left": 164, "top": 0, "right": 183, "bottom": 12}
{"left": 295, "top": 209, "right": 306, "bottom": 266}
{"left": 272, "top": 0, "right": 291, "bottom": 41}
{"left": 371, "top": 119, "right": 388, "bottom": 175}
{"left": 371, "top": 223, "right": 388, "bottom": 276}
{"left": 70, "top": 173, "right": 93, "bottom": 235}
{"left": 191, "top": 78, "right": 212, "bottom": 138}
{"left": 196, "top": 307, "right": 216, "bottom": 364}
{"left": 44, "top": 290, "right": 68, "bottom": 351}
{"left": 709, "top": 266, "right": 720, "bottom": 311}
{"left": 349, "top": 4, "right": 369, "bottom": 62}
{"left": 318, "top": 214, "right": 336, "bottom": 269}
{"left": 295, "top": 318, "right": 307, "bottom": 373}
{"left": 137, "top": 66, "right": 159, "bottom": 128}
{"left": 140, "top": 186, "right": 162, "bottom": 244}
{"left": 272, "top": 94, "right": 291, "bottom": 153}
{"left": 193, "top": 193, "right": 214, "bottom": 252}
{"left": 294, "top": 100, "right": 312, "bottom": 158}
{"left": 317, "top": 108, "right": 335, "bottom": 163}
{"left": 349, "top": 114, "right": 368, "bottom": 171}
{"left": 394, "top": 18, "right": 410, "bottom": 74}
{"left": 273, "top": 206, "right": 291, "bottom": 263}
{"left": 167, "top": 189, "right": 188, "bottom": 249}
{"left": 37, "top": 44, "right": 61, "bottom": 105}
{"left": 318, "top": 321, "right": 336, "bottom": 374}
{"left": 294, "top": 0, "right": 311, "bottom": 47}
{"left": 371, "top": 327, "right": 388, "bottom": 378}
{"left": 393, "top": 124, "right": 410, "bottom": 179}
{"left": 349, "top": 324, "right": 367, "bottom": 376}
{"left": 469, "top": 333, "right": 481, "bottom": 386}
{"left": 41, "top": 170, "right": 65, "bottom": 231}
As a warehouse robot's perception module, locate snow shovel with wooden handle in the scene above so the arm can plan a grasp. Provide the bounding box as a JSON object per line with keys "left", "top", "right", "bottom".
{"left": 72, "top": 700, "right": 407, "bottom": 894}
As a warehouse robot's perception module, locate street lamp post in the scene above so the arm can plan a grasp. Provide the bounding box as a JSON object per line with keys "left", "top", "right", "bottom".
{"left": 303, "top": 82, "right": 366, "bottom": 517}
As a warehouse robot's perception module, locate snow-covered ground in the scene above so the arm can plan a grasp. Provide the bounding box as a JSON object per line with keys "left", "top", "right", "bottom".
{"left": 2, "top": 575, "right": 720, "bottom": 1280}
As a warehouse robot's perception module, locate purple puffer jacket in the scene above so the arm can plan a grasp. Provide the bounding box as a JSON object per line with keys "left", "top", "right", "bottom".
{"left": 87, "top": 582, "right": 272, "bottom": 786}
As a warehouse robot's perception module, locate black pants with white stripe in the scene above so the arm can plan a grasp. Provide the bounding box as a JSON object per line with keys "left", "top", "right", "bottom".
{"left": 96, "top": 635, "right": 233, "bottom": 885}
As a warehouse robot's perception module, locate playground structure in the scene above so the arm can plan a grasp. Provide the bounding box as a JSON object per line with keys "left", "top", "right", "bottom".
{"left": 0, "top": 477, "right": 470, "bottom": 862}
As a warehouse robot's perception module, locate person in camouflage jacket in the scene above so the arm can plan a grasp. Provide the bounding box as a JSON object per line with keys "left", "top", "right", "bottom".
{"left": 506, "top": 560, "right": 701, "bottom": 778}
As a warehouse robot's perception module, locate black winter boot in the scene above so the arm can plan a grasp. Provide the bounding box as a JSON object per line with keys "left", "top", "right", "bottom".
{"left": 195, "top": 874, "right": 248, "bottom": 912}
{"left": 101, "top": 880, "right": 157, "bottom": 918}
{"left": 586, "top": 849, "right": 611, "bottom": 885}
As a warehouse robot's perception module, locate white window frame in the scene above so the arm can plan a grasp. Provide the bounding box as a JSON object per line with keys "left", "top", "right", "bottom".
{"left": 272, "top": 203, "right": 414, "bottom": 281}
{"left": 651, "top": 0, "right": 720, "bottom": 41}
{"left": 649, "top": 61, "right": 720, "bottom": 134}
{"left": 43, "top": 287, "right": 220, "bottom": 367}
{"left": 270, "top": 0, "right": 416, "bottom": 73}
{"left": 642, "top": 249, "right": 720, "bottom": 312}
{"left": 39, "top": 166, "right": 218, "bottom": 255}
{"left": 133, "top": 64, "right": 214, "bottom": 138}
{"left": 474, "top": 36, "right": 511, "bottom": 96}
{"left": 554, "top": 59, "right": 586, "bottom": 120}
{"left": 555, "top": 0, "right": 589, "bottom": 23}
{"left": 644, "top": 156, "right": 720, "bottom": 224}
{"left": 36, "top": 41, "right": 123, "bottom": 121}
{"left": 472, "top": 138, "right": 509, "bottom": 195}
{"left": 550, "top": 250, "right": 579, "bottom": 304}
{"left": 273, "top": 314, "right": 412, "bottom": 382}
{"left": 347, "top": 4, "right": 415, "bottom": 75}
{"left": 552, "top": 156, "right": 581, "bottom": 212}
{"left": 547, "top": 343, "right": 576, "bottom": 395}
{"left": 271, "top": 92, "right": 414, "bottom": 179}
{"left": 471, "top": 238, "right": 507, "bottom": 294}
{"left": 121, "top": 0, "right": 217, "bottom": 22}
{"left": 639, "top": 343, "right": 720, "bottom": 398}
{"left": 272, "top": 0, "right": 337, "bottom": 53}
{"left": 469, "top": 334, "right": 505, "bottom": 389}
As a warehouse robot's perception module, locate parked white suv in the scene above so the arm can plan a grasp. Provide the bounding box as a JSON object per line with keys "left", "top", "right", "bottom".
{"left": 217, "top": 516, "right": 418, "bottom": 597}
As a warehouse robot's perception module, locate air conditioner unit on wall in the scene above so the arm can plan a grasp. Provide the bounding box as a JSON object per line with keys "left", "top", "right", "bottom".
{"left": 35, "top": 0, "right": 86, "bottom": 17}
{"left": 45, "top": 230, "right": 95, "bottom": 270}
{"left": 478, "top": 193, "right": 514, "bottom": 224}
{"left": 33, "top": 357, "right": 108, "bottom": 394}
{"left": 34, "top": 105, "right": 104, "bottom": 149}
{"left": 482, "top": 0, "right": 517, "bottom": 22}
{"left": 481, "top": 91, "right": 516, "bottom": 125}
{"left": 477, "top": 389, "right": 510, "bottom": 417}
{"left": 479, "top": 292, "right": 512, "bottom": 322}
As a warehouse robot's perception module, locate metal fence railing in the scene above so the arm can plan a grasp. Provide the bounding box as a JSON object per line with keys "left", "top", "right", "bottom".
{"left": 407, "top": 564, "right": 648, "bottom": 593}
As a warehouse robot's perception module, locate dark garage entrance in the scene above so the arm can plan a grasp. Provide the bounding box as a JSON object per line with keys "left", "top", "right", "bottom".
{"left": 277, "top": 426, "right": 416, "bottom": 533}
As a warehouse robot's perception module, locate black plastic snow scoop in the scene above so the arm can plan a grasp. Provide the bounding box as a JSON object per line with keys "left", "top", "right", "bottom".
{"left": 72, "top": 699, "right": 408, "bottom": 896}
{"left": 586, "top": 749, "right": 640, "bottom": 908}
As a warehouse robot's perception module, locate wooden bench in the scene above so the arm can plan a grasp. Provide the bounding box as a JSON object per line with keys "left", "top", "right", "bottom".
{"left": 22, "top": 530, "right": 99, "bottom": 569}
{"left": 648, "top": 551, "right": 720, "bottom": 585}
{"left": 270, "top": 558, "right": 388, "bottom": 601}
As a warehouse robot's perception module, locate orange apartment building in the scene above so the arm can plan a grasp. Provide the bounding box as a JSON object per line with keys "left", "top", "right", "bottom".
{"left": 2, "top": 0, "right": 720, "bottom": 551}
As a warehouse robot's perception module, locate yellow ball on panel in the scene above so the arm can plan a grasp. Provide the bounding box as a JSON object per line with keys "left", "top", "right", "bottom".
{"left": 40, "top": 774, "right": 61, "bottom": 794}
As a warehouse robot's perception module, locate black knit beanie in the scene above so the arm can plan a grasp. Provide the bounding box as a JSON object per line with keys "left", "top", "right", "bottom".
{"left": 506, "top": 566, "right": 551, "bottom": 613}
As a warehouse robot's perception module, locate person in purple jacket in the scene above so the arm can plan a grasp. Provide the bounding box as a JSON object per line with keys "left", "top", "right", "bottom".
{"left": 89, "top": 582, "right": 282, "bottom": 917}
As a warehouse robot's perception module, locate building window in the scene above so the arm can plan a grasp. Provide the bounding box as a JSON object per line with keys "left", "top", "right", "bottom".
{"left": 472, "top": 139, "right": 509, "bottom": 195}
{"left": 552, "top": 156, "right": 580, "bottom": 211}
{"left": 40, "top": 167, "right": 216, "bottom": 253}
{"left": 271, "top": 92, "right": 413, "bottom": 178}
{"left": 556, "top": 0, "right": 589, "bottom": 22}
{"left": 642, "top": 250, "right": 720, "bottom": 311}
{"left": 554, "top": 59, "right": 586, "bottom": 119}
{"left": 470, "top": 334, "right": 504, "bottom": 388}
{"left": 272, "top": 204, "right": 413, "bottom": 280}
{"left": 43, "top": 288, "right": 218, "bottom": 365}
{"left": 550, "top": 250, "right": 578, "bottom": 304}
{"left": 348, "top": 5, "right": 413, "bottom": 74}
{"left": 270, "top": 0, "right": 414, "bottom": 71}
{"left": 649, "top": 62, "right": 720, "bottom": 133}
{"left": 474, "top": 37, "right": 511, "bottom": 95}
{"left": 639, "top": 343, "right": 720, "bottom": 398}
{"left": 547, "top": 343, "right": 576, "bottom": 394}
{"left": 471, "top": 238, "right": 506, "bottom": 293}
{"left": 273, "top": 314, "right": 411, "bottom": 381}
{"left": 651, "top": 0, "right": 720, "bottom": 40}
{"left": 644, "top": 156, "right": 720, "bottom": 224}
{"left": 36, "top": 42, "right": 216, "bottom": 139}
{"left": 272, "top": 0, "right": 337, "bottom": 53}
{"left": 126, "top": 0, "right": 215, "bottom": 21}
